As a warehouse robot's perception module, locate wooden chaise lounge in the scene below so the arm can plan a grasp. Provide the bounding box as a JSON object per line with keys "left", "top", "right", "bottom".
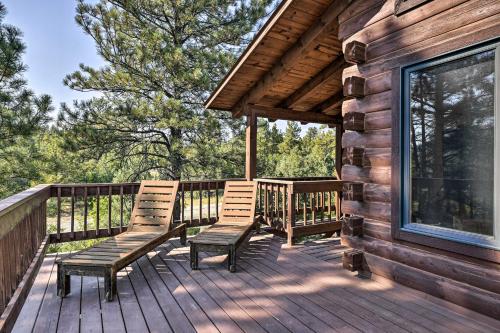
{"left": 57, "top": 180, "right": 186, "bottom": 301}
{"left": 190, "top": 181, "right": 257, "bottom": 272}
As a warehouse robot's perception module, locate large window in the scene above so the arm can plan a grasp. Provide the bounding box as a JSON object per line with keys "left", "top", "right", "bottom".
{"left": 402, "top": 41, "right": 499, "bottom": 249}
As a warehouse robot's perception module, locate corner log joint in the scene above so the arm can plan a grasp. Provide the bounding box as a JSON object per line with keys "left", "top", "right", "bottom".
{"left": 343, "top": 76, "right": 366, "bottom": 98}
{"left": 343, "top": 183, "right": 364, "bottom": 201}
{"left": 343, "top": 112, "right": 365, "bottom": 131}
{"left": 344, "top": 41, "right": 367, "bottom": 64}
{"left": 342, "top": 216, "right": 364, "bottom": 237}
{"left": 342, "top": 249, "right": 364, "bottom": 271}
{"left": 342, "top": 147, "right": 364, "bottom": 166}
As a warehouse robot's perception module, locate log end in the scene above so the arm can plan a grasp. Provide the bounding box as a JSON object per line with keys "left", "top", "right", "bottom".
{"left": 344, "top": 41, "right": 367, "bottom": 64}
{"left": 343, "top": 76, "right": 366, "bottom": 98}
{"left": 342, "top": 250, "right": 364, "bottom": 271}
{"left": 342, "top": 216, "right": 364, "bottom": 237}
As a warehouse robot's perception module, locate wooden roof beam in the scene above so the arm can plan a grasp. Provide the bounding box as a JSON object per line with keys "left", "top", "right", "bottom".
{"left": 312, "top": 90, "right": 344, "bottom": 114}
{"left": 247, "top": 105, "right": 342, "bottom": 125}
{"left": 232, "top": 0, "right": 352, "bottom": 118}
{"left": 281, "top": 56, "right": 347, "bottom": 109}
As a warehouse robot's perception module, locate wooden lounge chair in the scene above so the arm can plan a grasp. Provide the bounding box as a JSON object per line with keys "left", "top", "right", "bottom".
{"left": 190, "top": 180, "right": 257, "bottom": 272}
{"left": 57, "top": 180, "right": 186, "bottom": 301}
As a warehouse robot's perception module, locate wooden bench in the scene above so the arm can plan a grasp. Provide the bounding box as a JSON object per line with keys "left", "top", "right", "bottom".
{"left": 189, "top": 181, "right": 258, "bottom": 272}
{"left": 57, "top": 180, "right": 186, "bottom": 301}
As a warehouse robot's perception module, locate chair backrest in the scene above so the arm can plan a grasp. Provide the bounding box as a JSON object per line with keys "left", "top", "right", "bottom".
{"left": 219, "top": 181, "right": 257, "bottom": 224}
{"left": 128, "top": 180, "right": 179, "bottom": 232}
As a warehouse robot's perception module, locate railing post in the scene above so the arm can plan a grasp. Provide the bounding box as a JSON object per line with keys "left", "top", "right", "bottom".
{"left": 286, "top": 184, "right": 295, "bottom": 246}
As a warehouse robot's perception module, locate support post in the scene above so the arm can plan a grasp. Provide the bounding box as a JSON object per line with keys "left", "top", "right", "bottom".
{"left": 245, "top": 110, "right": 257, "bottom": 180}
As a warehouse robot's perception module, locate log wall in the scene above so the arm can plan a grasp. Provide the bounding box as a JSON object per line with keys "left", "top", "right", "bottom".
{"left": 338, "top": 0, "right": 500, "bottom": 318}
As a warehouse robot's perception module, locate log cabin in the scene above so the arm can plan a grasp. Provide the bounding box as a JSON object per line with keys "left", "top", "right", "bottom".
{"left": 205, "top": 0, "right": 500, "bottom": 320}
{"left": 1, "top": 0, "right": 500, "bottom": 331}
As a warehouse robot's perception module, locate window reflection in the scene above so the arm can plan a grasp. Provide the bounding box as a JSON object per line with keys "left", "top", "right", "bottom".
{"left": 409, "top": 50, "right": 495, "bottom": 236}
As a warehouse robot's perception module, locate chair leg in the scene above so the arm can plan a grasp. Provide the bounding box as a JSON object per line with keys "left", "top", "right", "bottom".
{"left": 229, "top": 245, "right": 236, "bottom": 273}
{"left": 190, "top": 243, "right": 198, "bottom": 270}
{"left": 57, "top": 264, "right": 70, "bottom": 297}
{"left": 111, "top": 271, "right": 117, "bottom": 297}
{"left": 227, "top": 247, "right": 232, "bottom": 271}
{"left": 254, "top": 222, "right": 261, "bottom": 234}
{"left": 104, "top": 270, "right": 114, "bottom": 302}
{"left": 180, "top": 225, "right": 187, "bottom": 246}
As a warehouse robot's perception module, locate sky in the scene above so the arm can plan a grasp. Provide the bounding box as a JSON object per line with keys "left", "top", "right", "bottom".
{"left": 3, "top": 0, "right": 317, "bottom": 134}
{"left": 3, "top": 0, "right": 103, "bottom": 110}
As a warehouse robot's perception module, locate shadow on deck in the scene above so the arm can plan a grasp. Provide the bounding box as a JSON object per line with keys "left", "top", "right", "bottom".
{"left": 12, "top": 233, "right": 500, "bottom": 333}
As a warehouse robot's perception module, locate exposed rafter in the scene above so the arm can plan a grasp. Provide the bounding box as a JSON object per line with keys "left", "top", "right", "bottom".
{"left": 312, "top": 91, "right": 344, "bottom": 114}
{"left": 232, "top": 0, "right": 352, "bottom": 118}
{"left": 204, "top": 0, "right": 295, "bottom": 110}
{"left": 247, "top": 105, "right": 342, "bottom": 125}
{"left": 281, "top": 56, "right": 347, "bottom": 109}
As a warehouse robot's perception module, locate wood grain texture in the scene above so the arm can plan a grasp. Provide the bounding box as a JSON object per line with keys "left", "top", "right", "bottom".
{"left": 14, "top": 234, "right": 499, "bottom": 331}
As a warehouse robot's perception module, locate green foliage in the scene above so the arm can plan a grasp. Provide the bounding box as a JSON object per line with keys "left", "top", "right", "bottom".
{"left": 58, "top": 0, "right": 274, "bottom": 181}
{"left": 0, "top": 2, "right": 52, "bottom": 198}
{"left": 272, "top": 122, "right": 338, "bottom": 178}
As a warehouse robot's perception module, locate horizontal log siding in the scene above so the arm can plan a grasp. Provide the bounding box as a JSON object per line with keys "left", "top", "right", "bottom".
{"left": 339, "top": 0, "right": 500, "bottom": 318}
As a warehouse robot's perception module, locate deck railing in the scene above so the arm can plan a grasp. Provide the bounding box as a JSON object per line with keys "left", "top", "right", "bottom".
{"left": 48, "top": 179, "right": 244, "bottom": 243}
{"left": 256, "top": 178, "right": 343, "bottom": 245}
{"left": 0, "top": 176, "right": 342, "bottom": 328}
{"left": 0, "top": 185, "right": 50, "bottom": 329}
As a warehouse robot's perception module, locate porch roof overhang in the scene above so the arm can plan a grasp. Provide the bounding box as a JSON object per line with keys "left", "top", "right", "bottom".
{"left": 204, "top": 0, "right": 349, "bottom": 125}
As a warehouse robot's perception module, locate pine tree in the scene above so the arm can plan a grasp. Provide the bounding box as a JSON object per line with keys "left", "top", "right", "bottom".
{"left": 58, "top": 0, "right": 273, "bottom": 180}
{"left": 0, "top": 2, "right": 52, "bottom": 197}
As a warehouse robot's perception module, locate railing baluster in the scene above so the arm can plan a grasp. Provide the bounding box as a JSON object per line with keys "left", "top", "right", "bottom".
{"left": 84, "top": 187, "right": 88, "bottom": 237}
{"left": 108, "top": 185, "right": 112, "bottom": 234}
{"left": 276, "top": 185, "right": 280, "bottom": 223}
{"left": 215, "top": 181, "right": 219, "bottom": 220}
{"left": 181, "top": 183, "right": 185, "bottom": 224}
{"left": 320, "top": 192, "right": 324, "bottom": 223}
{"left": 270, "top": 184, "right": 275, "bottom": 224}
{"left": 295, "top": 193, "right": 299, "bottom": 214}
{"left": 286, "top": 185, "right": 295, "bottom": 246}
{"left": 70, "top": 187, "right": 75, "bottom": 239}
{"left": 303, "top": 193, "right": 307, "bottom": 225}
{"left": 312, "top": 193, "right": 316, "bottom": 224}
{"left": 335, "top": 190, "right": 341, "bottom": 221}
{"left": 96, "top": 186, "right": 100, "bottom": 236}
{"left": 264, "top": 183, "right": 269, "bottom": 225}
{"left": 119, "top": 185, "right": 124, "bottom": 232}
{"left": 328, "top": 191, "right": 332, "bottom": 222}
{"left": 190, "top": 182, "right": 194, "bottom": 225}
{"left": 199, "top": 182, "right": 203, "bottom": 225}
{"left": 282, "top": 185, "right": 286, "bottom": 230}
{"left": 207, "top": 182, "right": 211, "bottom": 223}
{"left": 57, "top": 187, "right": 61, "bottom": 241}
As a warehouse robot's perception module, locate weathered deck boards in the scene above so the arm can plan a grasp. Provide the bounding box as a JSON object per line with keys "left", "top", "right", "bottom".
{"left": 13, "top": 232, "right": 500, "bottom": 333}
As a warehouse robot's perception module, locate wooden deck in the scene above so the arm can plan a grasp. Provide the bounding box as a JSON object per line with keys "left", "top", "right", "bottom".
{"left": 12, "top": 232, "right": 500, "bottom": 333}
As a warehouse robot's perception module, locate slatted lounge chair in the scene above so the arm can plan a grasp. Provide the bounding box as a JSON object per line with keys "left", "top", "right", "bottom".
{"left": 190, "top": 181, "right": 258, "bottom": 272}
{"left": 57, "top": 180, "right": 186, "bottom": 301}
